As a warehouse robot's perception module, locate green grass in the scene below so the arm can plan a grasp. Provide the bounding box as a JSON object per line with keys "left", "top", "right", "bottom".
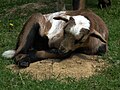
{"left": 0, "top": 0, "right": 120, "bottom": 90}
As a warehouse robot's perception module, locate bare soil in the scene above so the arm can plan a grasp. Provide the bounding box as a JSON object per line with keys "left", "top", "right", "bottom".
{"left": 7, "top": 54, "right": 108, "bottom": 80}
{"left": 3, "top": 2, "right": 47, "bottom": 17}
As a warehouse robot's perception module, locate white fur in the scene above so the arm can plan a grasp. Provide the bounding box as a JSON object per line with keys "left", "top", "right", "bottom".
{"left": 47, "top": 19, "right": 65, "bottom": 39}
{"left": 44, "top": 12, "right": 90, "bottom": 39}
{"left": 2, "top": 50, "right": 15, "bottom": 58}
{"left": 44, "top": 11, "right": 67, "bottom": 40}
{"left": 70, "top": 15, "right": 90, "bottom": 36}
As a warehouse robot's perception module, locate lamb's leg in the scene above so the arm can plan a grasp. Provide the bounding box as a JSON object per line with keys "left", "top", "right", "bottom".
{"left": 14, "top": 13, "right": 48, "bottom": 67}
{"left": 15, "top": 50, "right": 71, "bottom": 68}
{"left": 72, "top": 0, "right": 86, "bottom": 10}
{"left": 15, "top": 13, "right": 44, "bottom": 55}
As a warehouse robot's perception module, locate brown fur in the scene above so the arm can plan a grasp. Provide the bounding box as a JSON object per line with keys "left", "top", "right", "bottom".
{"left": 72, "top": 0, "right": 86, "bottom": 10}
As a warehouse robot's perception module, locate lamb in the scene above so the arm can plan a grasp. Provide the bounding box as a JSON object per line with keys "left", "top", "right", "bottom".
{"left": 2, "top": 10, "right": 108, "bottom": 68}
{"left": 57, "top": 0, "right": 111, "bottom": 10}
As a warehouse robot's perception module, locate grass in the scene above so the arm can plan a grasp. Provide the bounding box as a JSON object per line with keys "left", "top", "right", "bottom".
{"left": 0, "top": 0, "right": 120, "bottom": 90}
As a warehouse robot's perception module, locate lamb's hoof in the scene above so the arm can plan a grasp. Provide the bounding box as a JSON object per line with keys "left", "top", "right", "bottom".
{"left": 15, "top": 54, "right": 30, "bottom": 68}
{"left": 18, "top": 60, "right": 30, "bottom": 68}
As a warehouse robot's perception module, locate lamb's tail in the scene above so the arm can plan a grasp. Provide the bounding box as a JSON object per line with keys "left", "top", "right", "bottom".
{"left": 2, "top": 50, "right": 15, "bottom": 58}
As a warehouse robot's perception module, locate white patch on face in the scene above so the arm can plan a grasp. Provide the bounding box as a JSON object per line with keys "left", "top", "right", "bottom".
{"left": 44, "top": 11, "right": 68, "bottom": 39}
{"left": 69, "top": 15, "right": 90, "bottom": 36}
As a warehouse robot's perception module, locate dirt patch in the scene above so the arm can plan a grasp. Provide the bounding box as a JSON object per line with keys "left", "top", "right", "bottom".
{"left": 4, "top": 2, "right": 47, "bottom": 17}
{"left": 7, "top": 54, "right": 108, "bottom": 80}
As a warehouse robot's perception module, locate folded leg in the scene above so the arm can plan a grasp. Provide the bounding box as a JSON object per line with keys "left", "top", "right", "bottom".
{"left": 15, "top": 13, "right": 48, "bottom": 55}
{"left": 14, "top": 13, "right": 50, "bottom": 67}
{"left": 15, "top": 50, "right": 71, "bottom": 68}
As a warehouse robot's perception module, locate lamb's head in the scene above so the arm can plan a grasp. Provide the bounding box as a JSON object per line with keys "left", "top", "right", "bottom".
{"left": 54, "top": 15, "right": 107, "bottom": 53}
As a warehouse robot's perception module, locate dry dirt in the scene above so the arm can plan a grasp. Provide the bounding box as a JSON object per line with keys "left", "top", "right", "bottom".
{"left": 7, "top": 54, "right": 108, "bottom": 80}
{"left": 3, "top": 2, "right": 47, "bottom": 17}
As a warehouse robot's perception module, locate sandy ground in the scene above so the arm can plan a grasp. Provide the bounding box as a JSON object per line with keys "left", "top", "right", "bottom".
{"left": 7, "top": 54, "right": 108, "bottom": 80}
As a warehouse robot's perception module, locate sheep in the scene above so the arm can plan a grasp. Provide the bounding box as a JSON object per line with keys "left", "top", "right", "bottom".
{"left": 2, "top": 10, "right": 108, "bottom": 68}
{"left": 72, "top": 0, "right": 111, "bottom": 9}
{"left": 57, "top": 0, "right": 111, "bottom": 10}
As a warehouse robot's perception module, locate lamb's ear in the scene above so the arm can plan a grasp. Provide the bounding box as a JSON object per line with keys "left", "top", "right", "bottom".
{"left": 53, "top": 16, "right": 69, "bottom": 22}
{"left": 89, "top": 29, "right": 107, "bottom": 43}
